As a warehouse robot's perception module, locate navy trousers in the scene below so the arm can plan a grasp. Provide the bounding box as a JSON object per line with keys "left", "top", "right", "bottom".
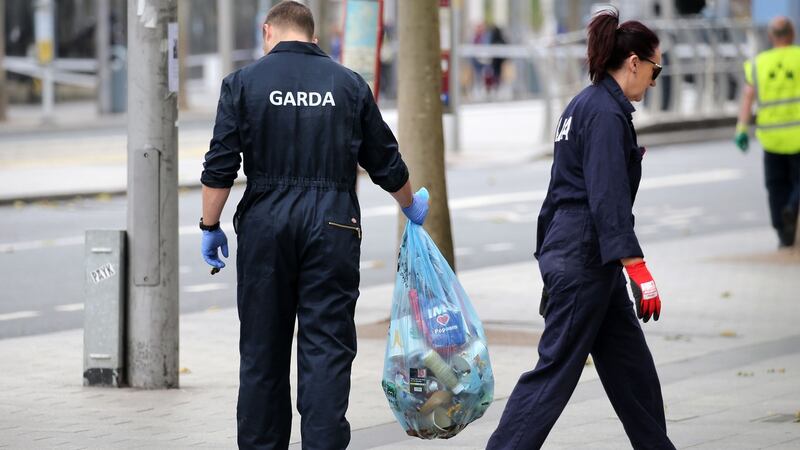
{"left": 235, "top": 185, "right": 361, "bottom": 450}
{"left": 763, "top": 151, "right": 800, "bottom": 247}
{"left": 487, "top": 209, "right": 674, "bottom": 450}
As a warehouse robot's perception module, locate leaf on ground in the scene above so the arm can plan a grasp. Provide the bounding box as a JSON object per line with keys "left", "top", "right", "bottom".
{"left": 364, "top": 260, "right": 385, "bottom": 269}
{"left": 206, "top": 306, "right": 220, "bottom": 312}
{"left": 179, "top": 367, "right": 191, "bottom": 374}
{"left": 720, "top": 330, "right": 737, "bottom": 338}
{"left": 736, "top": 371, "right": 754, "bottom": 377}
{"left": 13, "top": 200, "right": 25, "bottom": 209}
{"left": 720, "top": 291, "right": 732, "bottom": 299}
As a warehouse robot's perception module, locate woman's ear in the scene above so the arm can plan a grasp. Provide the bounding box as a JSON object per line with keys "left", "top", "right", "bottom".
{"left": 630, "top": 54, "right": 639, "bottom": 74}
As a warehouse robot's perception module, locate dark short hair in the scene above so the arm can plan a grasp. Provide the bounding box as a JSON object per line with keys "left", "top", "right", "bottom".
{"left": 265, "top": 1, "right": 315, "bottom": 39}
{"left": 769, "top": 18, "right": 795, "bottom": 41}
{"left": 586, "top": 8, "right": 660, "bottom": 83}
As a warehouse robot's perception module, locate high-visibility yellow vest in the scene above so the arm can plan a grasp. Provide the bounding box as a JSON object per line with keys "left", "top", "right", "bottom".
{"left": 744, "top": 45, "right": 800, "bottom": 154}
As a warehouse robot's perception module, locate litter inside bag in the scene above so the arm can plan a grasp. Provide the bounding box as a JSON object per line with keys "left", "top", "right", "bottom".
{"left": 382, "top": 222, "right": 494, "bottom": 439}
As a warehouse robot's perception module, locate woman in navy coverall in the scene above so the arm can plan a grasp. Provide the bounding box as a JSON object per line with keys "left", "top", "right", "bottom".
{"left": 487, "top": 10, "right": 676, "bottom": 450}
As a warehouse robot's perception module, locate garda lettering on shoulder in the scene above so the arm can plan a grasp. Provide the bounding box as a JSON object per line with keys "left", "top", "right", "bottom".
{"left": 554, "top": 116, "right": 572, "bottom": 142}
{"left": 269, "top": 90, "right": 336, "bottom": 107}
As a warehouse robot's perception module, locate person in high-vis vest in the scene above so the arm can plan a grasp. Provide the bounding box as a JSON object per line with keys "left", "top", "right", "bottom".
{"left": 735, "top": 16, "right": 800, "bottom": 248}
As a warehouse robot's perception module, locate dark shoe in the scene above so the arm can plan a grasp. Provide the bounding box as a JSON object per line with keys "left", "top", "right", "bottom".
{"left": 781, "top": 207, "right": 797, "bottom": 247}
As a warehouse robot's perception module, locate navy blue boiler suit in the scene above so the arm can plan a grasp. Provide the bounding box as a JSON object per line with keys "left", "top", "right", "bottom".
{"left": 201, "top": 42, "right": 409, "bottom": 450}
{"left": 487, "top": 77, "right": 674, "bottom": 450}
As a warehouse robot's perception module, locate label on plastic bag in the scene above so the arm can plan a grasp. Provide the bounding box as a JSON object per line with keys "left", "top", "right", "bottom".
{"left": 409, "top": 368, "right": 427, "bottom": 394}
{"left": 424, "top": 305, "right": 466, "bottom": 350}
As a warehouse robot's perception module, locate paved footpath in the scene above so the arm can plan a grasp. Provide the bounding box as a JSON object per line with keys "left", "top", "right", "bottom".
{"left": 1, "top": 225, "right": 798, "bottom": 449}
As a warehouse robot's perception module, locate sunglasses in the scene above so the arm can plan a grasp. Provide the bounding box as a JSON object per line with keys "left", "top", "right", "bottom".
{"left": 641, "top": 57, "right": 663, "bottom": 81}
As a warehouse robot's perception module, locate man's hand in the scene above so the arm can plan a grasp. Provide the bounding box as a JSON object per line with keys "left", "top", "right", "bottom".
{"left": 402, "top": 187, "right": 430, "bottom": 225}
{"left": 202, "top": 228, "right": 229, "bottom": 270}
{"left": 734, "top": 124, "right": 749, "bottom": 153}
{"left": 624, "top": 261, "right": 661, "bottom": 322}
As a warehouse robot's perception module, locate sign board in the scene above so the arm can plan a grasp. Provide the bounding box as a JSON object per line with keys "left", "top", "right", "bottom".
{"left": 341, "top": 0, "right": 384, "bottom": 102}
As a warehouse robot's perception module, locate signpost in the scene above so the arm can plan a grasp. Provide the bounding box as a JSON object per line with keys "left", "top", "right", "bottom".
{"left": 341, "top": 0, "right": 384, "bottom": 101}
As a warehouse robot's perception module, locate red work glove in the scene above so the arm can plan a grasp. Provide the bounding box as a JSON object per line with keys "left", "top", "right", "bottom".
{"left": 624, "top": 261, "right": 661, "bottom": 323}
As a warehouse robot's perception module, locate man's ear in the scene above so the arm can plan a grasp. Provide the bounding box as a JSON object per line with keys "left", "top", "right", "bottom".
{"left": 313, "top": 36, "right": 319, "bottom": 44}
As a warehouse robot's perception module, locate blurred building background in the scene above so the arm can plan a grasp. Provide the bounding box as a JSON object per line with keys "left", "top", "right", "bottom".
{"left": 1, "top": 0, "right": 798, "bottom": 119}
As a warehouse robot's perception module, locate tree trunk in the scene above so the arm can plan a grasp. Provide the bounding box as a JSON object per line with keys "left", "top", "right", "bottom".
{"left": 398, "top": 0, "right": 455, "bottom": 269}
{"left": 217, "top": 0, "right": 234, "bottom": 78}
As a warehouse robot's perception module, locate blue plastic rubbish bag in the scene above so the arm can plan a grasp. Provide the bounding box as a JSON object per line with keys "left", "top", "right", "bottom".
{"left": 382, "top": 222, "right": 494, "bottom": 439}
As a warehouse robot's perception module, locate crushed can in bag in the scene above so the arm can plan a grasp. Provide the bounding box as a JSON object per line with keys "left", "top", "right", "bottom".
{"left": 381, "top": 221, "right": 494, "bottom": 439}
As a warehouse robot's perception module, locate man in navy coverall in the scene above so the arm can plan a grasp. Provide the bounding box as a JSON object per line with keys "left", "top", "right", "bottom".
{"left": 198, "top": 2, "right": 428, "bottom": 448}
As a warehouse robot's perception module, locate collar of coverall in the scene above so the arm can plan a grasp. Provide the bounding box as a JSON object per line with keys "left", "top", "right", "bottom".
{"left": 268, "top": 40, "right": 329, "bottom": 58}
{"left": 599, "top": 75, "right": 636, "bottom": 117}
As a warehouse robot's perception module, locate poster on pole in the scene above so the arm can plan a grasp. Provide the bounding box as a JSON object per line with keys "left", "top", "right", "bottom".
{"left": 341, "top": 0, "right": 384, "bottom": 102}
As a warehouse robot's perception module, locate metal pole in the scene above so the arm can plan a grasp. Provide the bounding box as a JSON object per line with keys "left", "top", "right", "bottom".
{"left": 508, "top": 0, "right": 529, "bottom": 97}
{"left": 449, "top": 0, "right": 462, "bottom": 153}
{"left": 34, "top": 0, "right": 55, "bottom": 122}
{"left": 254, "top": 0, "right": 271, "bottom": 59}
{"left": 0, "top": 0, "right": 7, "bottom": 121}
{"left": 96, "top": 0, "right": 112, "bottom": 114}
{"left": 309, "top": 0, "right": 330, "bottom": 54}
{"left": 126, "top": 0, "right": 179, "bottom": 389}
{"left": 661, "top": 0, "right": 676, "bottom": 20}
{"left": 178, "top": 0, "right": 190, "bottom": 110}
{"left": 218, "top": 0, "right": 234, "bottom": 79}
{"left": 566, "top": 0, "right": 580, "bottom": 32}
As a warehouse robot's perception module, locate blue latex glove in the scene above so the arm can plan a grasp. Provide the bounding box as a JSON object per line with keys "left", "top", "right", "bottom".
{"left": 202, "top": 228, "right": 229, "bottom": 269}
{"left": 402, "top": 187, "right": 430, "bottom": 225}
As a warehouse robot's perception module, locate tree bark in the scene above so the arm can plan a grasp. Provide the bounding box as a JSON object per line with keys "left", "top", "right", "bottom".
{"left": 398, "top": 0, "right": 455, "bottom": 269}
